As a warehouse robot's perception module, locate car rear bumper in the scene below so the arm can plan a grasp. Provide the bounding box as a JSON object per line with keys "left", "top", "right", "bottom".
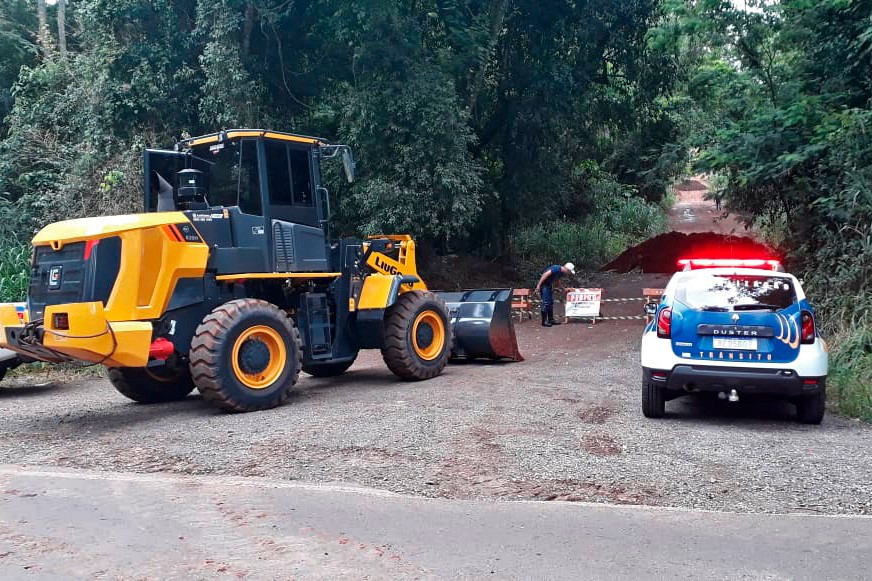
{"left": 643, "top": 366, "right": 825, "bottom": 397}
{"left": 640, "top": 333, "right": 829, "bottom": 377}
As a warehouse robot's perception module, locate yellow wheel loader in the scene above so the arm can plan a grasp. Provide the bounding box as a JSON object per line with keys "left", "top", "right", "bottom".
{"left": 0, "top": 129, "right": 521, "bottom": 412}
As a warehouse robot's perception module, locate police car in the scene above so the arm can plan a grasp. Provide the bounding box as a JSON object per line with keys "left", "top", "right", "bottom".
{"left": 640, "top": 259, "right": 828, "bottom": 424}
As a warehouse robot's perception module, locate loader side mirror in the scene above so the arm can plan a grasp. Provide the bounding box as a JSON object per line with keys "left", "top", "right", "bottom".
{"left": 341, "top": 147, "right": 355, "bottom": 183}
{"left": 644, "top": 303, "right": 658, "bottom": 316}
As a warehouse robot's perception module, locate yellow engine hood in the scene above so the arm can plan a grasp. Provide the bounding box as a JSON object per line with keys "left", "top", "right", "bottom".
{"left": 32, "top": 212, "right": 190, "bottom": 246}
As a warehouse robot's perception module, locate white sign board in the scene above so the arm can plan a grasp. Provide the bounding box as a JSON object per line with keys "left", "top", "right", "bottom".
{"left": 565, "top": 288, "right": 602, "bottom": 318}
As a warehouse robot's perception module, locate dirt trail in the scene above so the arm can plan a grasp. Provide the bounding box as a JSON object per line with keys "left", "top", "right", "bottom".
{"left": 668, "top": 178, "right": 750, "bottom": 235}
{"left": 601, "top": 178, "right": 771, "bottom": 273}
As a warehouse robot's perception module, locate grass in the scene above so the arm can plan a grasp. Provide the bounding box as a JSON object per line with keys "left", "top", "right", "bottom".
{"left": 510, "top": 194, "right": 669, "bottom": 271}
{"left": 828, "top": 325, "right": 872, "bottom": 422}
{"left": 0, "top": 240, "right": 30, "bottom": 303}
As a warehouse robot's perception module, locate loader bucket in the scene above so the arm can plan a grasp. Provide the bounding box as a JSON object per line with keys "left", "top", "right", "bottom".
{"left": 435, "top": 289, "right": 524, "bottom": 362}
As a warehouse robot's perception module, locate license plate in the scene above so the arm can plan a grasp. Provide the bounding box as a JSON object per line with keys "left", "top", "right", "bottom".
{"left": 713, "top": 338, "right": 758, "bottom": 351}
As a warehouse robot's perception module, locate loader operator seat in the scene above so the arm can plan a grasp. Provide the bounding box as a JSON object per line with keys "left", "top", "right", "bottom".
{"left": 176, "top": 168, "right": 210, "bottom": 210}
{"left": 153, "top": 169, "right": 210, "bottom": 212}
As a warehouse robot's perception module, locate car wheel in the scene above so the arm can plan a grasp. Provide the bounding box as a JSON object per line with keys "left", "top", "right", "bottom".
{"left": 796, "top": 381, "right": 826, "bottom": 425}
{"left": 642, "top": 382, "right": 666, "bottom": 418}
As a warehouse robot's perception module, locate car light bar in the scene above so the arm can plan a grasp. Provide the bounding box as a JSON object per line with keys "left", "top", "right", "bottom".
{"left": 678, "top": 258, "right": 782, "bottom": 271}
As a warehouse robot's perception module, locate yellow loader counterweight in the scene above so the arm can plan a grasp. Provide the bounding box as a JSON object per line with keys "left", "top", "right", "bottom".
{"left": 0, "top": 129, "right": 521, "bottom": 412}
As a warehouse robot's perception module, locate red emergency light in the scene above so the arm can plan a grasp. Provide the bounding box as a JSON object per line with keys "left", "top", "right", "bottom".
{"left": 678, "top": 258, "right": 782, "bottom": 271}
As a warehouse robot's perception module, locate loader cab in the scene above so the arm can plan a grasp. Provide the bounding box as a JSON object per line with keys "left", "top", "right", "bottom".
{"left": 144, "top": 130, "right": 353, "bottom": 275}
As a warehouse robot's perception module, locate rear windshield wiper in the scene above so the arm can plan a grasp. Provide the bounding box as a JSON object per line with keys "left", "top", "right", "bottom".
{"left": 699, "top": 306, "right": 730, "bottom": 312}
{"left": 733, "top": 304, "right": 783, "bottom": 312}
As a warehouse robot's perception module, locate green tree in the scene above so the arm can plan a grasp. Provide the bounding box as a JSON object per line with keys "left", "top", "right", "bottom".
{"left": 0, "top": 0, "right": 36, "bottom": 136}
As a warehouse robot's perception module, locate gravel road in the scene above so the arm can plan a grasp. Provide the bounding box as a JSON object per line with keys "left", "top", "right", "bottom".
{"left": 0, "top": 273, "right": 869, "bottom": 516}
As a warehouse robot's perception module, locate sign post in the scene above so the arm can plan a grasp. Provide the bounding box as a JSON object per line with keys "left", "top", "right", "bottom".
{"left": 564, "top": 288, "right": 603, "bottom": 323}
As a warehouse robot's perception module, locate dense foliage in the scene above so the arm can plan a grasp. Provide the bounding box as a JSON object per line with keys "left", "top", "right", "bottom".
{"left": 656, "top": 0, "right": 872, "bottom": 418}
{"left": 0, "top": 0, "right": 679, "bottom": 264}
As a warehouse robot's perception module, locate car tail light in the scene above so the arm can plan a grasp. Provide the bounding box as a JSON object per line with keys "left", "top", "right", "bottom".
{"left": 657, "top": 308, "right": 672, "bottom": 338}
{"left": 52, "top": 312, "right": 70, "bottom": 330}
{"left": 800, "top": 311, "right": 815, "bottom": 344}
{"left": 678, "top": 258, "right": 782, "bottom": 271}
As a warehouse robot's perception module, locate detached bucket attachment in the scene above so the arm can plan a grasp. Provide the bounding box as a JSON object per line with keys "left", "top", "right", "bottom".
{"left": 435, "top": 289, "right": 523, "bottom": 362}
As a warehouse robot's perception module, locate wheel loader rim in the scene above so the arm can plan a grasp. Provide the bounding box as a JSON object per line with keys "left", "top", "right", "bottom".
{"left": 412, "top": 310, "right": 445, "bottom": 361}
{"left": 231, "top": 325, "right": 287, "bottom": 390}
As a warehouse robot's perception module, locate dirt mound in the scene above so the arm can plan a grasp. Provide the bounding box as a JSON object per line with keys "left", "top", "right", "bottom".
{"left": 674, "top": 179, "right": 708, "bottom": 192}
{"left": 601, "top": 232, "right": 775, "bottom": 274}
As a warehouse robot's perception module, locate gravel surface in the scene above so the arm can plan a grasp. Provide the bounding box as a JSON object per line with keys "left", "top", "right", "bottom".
{"left": 0, "top": 272, "right": 869, "bottom": 516}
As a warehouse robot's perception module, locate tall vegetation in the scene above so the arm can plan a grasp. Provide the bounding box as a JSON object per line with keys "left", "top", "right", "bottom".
{"left": 0, "top": 0, "right": 680, "bottom": 266}
{"left": 655, "top": 0, "right": 872, "bottom": 418}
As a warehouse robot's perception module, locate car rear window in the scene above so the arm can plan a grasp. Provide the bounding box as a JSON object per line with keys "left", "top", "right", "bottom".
{"left": 677, "top": 274, "right": 797, "bottom": 312}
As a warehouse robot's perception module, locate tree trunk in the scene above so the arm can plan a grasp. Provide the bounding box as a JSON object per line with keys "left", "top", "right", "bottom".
{"left": 36, "top": 0, "right": 51, "bottom": 59}
{"left": 242, "top": 4, "right": 256, "bottom": 57}
{"left": 467, "top": 0, "right": 510, "bottom": 115}
{"left": 57, "top": 0, "right": 67, "bottom": 59}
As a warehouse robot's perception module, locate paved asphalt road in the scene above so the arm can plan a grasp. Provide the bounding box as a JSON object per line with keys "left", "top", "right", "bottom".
{"left": 0, "top": 465, "right": 869, "bottom": 580}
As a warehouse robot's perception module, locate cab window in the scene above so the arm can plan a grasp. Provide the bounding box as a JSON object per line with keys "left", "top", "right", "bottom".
{"left": 290, "top": 147, "right": 313, "bottom": 206}
{"left": 264, "top": 141, "right": 293, "bottom": 205}
{"left": 264, "top": 141, "right": 314, "bottom": 207}
{"left": 190, "top": 139, "right": 261, "bottom": 214}
{"left": 237, "top": 140, "right": 262, "bottom": 214}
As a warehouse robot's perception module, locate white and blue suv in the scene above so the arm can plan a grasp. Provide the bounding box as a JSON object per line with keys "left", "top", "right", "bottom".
{"left": 641, "top": 259, "right": 828, "bottom": 424}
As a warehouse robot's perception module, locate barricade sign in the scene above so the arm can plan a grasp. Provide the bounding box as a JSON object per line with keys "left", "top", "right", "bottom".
{"left": 565, "top": 288, "right": 602, "bottom": 319}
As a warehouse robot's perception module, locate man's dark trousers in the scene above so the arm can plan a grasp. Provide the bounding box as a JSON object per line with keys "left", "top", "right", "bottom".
{"left": 541, "top": 284, "right": 554, "bottom": 325}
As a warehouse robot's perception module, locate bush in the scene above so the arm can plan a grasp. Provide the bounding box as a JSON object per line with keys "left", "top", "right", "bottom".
{"left": 511, "top": 194, "right": 668, "bottom": 271}
{"left": 828, "top": 325, "right": 872, "bottom": 422}
{"left": 0, "top": 238, "right": 29, "bottom": 303}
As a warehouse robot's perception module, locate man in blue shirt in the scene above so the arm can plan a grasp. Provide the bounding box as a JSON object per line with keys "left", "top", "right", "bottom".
{"left": 535, "top": 262, "right": 576, "bottom": 327}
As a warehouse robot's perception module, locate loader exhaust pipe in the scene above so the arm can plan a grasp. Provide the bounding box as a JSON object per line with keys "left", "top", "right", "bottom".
{"left": 435, "top": 289, "right": 523, "bottom": 362}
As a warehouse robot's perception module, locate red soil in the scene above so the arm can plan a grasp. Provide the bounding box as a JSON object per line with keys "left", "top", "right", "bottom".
{"left": 601, "top": 232, "right": 775, "bottom": 274}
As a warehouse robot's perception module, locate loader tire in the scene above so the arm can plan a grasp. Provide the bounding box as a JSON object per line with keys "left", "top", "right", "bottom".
{"left": 108, "top": 365, "right": 195, "bottom": 404}
{"left": 189, "top": 299, "right": 302, "bottom": 413}
{"left": 381, "top": 291, "right": 451, "bottom": 381}
{"left": 303, "top": 356, "right": 357, "bottom": 378}
{"left": 0, "top": 357, "right": 22, "bottom": 384}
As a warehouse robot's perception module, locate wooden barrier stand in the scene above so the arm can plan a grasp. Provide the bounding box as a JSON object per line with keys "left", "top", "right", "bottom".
{"left": 642, "top": 288, "right": 665, "bottom": 324}
{"left": 511, "top": 288, "right": 534, "bottom": 322}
